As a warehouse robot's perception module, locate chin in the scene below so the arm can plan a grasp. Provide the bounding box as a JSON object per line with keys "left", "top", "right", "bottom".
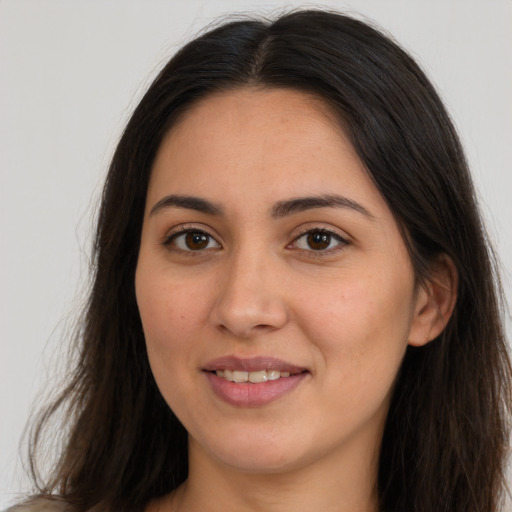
{"left": 194, "top": 429, "right": 308, "bottom": 474}
{"left": 218, "top": 449, "right": 302, "bottom": 474}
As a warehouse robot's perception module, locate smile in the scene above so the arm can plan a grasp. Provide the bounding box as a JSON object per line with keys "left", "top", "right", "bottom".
{"left": 203, "top": 358, "right": 308, "bottom": 407}
{"left": 214, "top": 369, "right": 293, "bottom": 383}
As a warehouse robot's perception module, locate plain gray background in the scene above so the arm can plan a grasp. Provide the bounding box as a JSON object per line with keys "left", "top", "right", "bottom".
{"left": 1, "top": 0, "right": 511, "bottom": 507}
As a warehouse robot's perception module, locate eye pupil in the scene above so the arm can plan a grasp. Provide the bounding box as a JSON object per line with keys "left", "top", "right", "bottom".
{"left": 307, "top": 232, "right": 331, "bottom": 250}
{"left": 185, "top": 232, "right": 209, "bottom": 250}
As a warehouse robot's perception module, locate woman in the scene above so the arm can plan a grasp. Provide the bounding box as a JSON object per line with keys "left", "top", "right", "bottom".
{"left": 12, "top": 9, "right": 511, "bottom": 512}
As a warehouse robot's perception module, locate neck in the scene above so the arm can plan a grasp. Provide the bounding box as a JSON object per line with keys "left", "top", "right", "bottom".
{"left": 150, "top": 437, "right": 381, "bottom": 512}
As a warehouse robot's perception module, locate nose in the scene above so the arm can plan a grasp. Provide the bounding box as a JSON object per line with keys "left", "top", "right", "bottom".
{"left": 210, "top": 250, "right": 289, "bottom": 339}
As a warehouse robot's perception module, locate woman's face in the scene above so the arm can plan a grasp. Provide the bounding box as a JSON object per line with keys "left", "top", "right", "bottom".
{"left": 136, "top": 88, "right": 427, "bottom": 475}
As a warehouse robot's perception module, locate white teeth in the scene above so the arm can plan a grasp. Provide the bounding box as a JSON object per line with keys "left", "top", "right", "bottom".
{"left": 215, "top": 369, "right": 295, "bottom": 383}
{"left": 249, "top": 370, "right": 267, "bottom": 383}
{"left": 232, "top": 370, "right": 249, "bottom": 383}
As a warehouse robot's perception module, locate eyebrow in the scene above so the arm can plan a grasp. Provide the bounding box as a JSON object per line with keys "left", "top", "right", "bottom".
{"left": 149, "top": 193, "right": 374, "bottom": 220}
{"left": 271, "top": 194, "right": 374, "bottom": 219}
{"left": 150, "top": 194, "right": 223, "bottom": 216}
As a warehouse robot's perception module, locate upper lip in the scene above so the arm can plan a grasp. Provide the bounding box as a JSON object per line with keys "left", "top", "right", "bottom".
{"left": 203, "top": 356, "right": 307, "bottom": 373}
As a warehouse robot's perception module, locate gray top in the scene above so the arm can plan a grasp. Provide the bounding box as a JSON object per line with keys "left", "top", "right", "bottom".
{"left": 6, "top": 500, "right": 70, "bottom": 512}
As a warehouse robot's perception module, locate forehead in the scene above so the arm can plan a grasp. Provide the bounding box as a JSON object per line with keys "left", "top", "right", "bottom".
{"left": 168, "top": 87, "right": 344, "bottom": 152}
{"left": 147, "top": 87, "right": 389, "bottom": 220}
{"left": 173, "top": 86, "right": 341, "bottom": 132}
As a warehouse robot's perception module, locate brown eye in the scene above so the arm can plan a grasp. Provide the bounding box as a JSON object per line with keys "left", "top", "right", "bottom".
{"left": 293, "top": 229, "right": 348, "bottom": 253}
{"left": 185, "top": 232, "right": 209, "bottom": 250}
{"left": 307, "top": 232, "right": 331, "bottom": 250}
{"left": 168, "top": 230, "right": 221, "bottom": 252}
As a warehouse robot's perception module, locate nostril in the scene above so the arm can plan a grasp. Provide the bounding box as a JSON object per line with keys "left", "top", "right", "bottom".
{"left": 254, "top": 323, "right": 274, "bottom": 330}
{"left": 209, "top": 282, "right": 289, "bottom": 337}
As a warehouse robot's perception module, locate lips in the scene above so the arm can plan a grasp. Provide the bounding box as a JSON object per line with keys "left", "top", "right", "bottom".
{"left": 215, "top": 369, "right": 292, "bottom": 383}
{"left": 203, "top": 356, "right": 306, "bottom": 373}
{"left": 203, "top": 356, "right": 308, "bottom": 407}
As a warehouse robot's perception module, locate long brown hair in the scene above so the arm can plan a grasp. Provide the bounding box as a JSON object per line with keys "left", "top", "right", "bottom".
{"left": 25, "top": 9, "right": 511, "bottom": 512}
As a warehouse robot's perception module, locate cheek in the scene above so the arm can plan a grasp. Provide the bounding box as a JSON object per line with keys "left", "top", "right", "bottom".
{"left": 307, "top": 280, "right": 413, "bottom": 435}
{"left": 300, "top": 273, "right": 413, "bottom": 337}
{"left": 135, "top": 264, "right": 213, "bottom": 383}
{"left": 294, "top": 266, "right": 415, "bottom": 387}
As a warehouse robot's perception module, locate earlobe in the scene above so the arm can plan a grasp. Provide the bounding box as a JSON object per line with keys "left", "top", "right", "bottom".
{"left": 408, "top": 254, "right": 458, "bottom": 347}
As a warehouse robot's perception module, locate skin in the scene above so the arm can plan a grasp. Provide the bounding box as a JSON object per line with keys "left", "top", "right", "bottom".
{"left": 136, "top": 88, "right": 455, "bottom": 512}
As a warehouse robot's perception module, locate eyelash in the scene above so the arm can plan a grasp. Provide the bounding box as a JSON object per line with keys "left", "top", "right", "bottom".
{"left": 290, "top": 228, "right": 349, "bottom": 256}
{"left": 163, "top": 227, "right": 220, "bottom": 255}
{"left": 162, "top": 226, "right": 349, "bottom": 256}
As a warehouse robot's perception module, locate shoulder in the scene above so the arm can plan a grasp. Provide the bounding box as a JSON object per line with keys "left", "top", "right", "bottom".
{"left": 6, "top": 498, "right": 71, "bottom": 512}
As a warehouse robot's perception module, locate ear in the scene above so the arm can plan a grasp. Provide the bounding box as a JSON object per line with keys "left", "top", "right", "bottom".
{"left": 408, "top": 254, "right": 458, "bottom": 347}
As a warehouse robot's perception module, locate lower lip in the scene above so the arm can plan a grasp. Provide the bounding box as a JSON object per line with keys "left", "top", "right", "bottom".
{"left": 205, "top": 372, "right": 307, "bottom": 407}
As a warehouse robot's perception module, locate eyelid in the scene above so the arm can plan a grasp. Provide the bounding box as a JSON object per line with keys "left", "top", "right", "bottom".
{"left": 160, "top": 223, "right": 350, "bottom": 256}
{"left": 162, "top": 224, "right": 222, "bottom": 252}
{"left": 288, "top": 226, "right": 350, "bottom": 254}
